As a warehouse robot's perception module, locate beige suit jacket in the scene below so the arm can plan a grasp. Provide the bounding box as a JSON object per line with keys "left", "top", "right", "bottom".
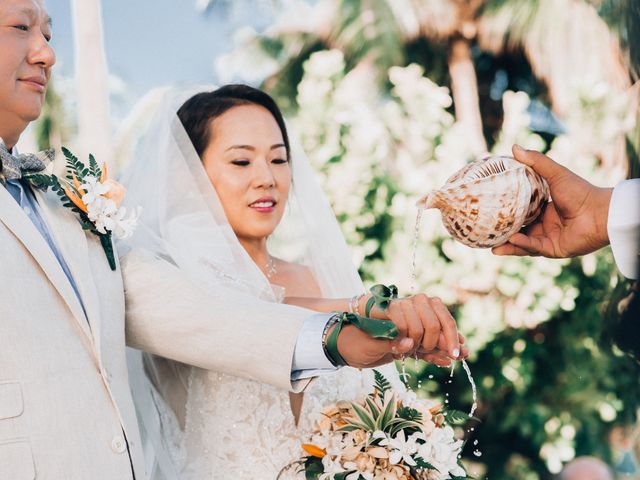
{"left": 0, "top": 185, "right": 144, "bottom": 480}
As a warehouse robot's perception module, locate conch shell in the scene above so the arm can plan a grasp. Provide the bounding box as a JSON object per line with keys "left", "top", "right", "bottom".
{"left": 418, "top": 155, "right": 549, "bottom": 248}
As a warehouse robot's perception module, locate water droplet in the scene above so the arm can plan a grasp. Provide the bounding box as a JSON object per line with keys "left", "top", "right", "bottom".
{"left": 399, "top": 358, "right": 411, "bottom": 382}
{"left": 461, "top": 359, "right": 478, "bottom": 418}
{"left": 410, "top": 207, "right": 425, "bottom": 294}
{"left": 473, "top": 450, "right": 482, "bottom": 457}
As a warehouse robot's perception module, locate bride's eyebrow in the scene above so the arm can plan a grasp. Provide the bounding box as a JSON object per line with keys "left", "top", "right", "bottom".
{"left": 225, "top": 145, "right": 254, "bottom": 152}
{"left": 225, "top": 144, "right": 286, "bottom": 152}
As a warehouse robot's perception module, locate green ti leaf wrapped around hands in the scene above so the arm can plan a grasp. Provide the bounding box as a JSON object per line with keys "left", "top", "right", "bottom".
{"left": 365, "top": 283, "right": 399, "bottom": 317}
{"left": 324, "top": 284, "right": 401, "bottom": 367}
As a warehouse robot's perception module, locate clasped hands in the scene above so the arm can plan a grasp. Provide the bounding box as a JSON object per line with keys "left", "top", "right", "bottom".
{"left": 334, "top": 293, "right": 469, "bottom": 369}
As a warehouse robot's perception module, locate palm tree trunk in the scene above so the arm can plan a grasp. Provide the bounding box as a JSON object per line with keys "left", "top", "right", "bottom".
{"left": 71, "top": 0, "right": 113, "bottom": 166}
{"left": 448, "top": 36, "right": 487, "bottom": 156}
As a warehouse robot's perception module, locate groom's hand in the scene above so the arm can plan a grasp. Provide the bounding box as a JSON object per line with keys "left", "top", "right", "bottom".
{"left": 335, "top": 295, "right": 468, "bottom": 369}
{"left": 492, "top": 145, "right": 612, "bottom": 258}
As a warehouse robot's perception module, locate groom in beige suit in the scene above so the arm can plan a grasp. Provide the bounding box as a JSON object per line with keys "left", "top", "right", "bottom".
{"left": 0, "top": 1, "right": 147, "bottom": 478}
{"left": 0, "top": 1, "right": 465, "bottom": 479}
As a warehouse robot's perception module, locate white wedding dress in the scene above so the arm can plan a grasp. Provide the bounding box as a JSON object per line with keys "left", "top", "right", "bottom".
{"left": 119, "top": 87, "right": 404, "bottom": 479}
{"left": 183, "top": 346, "right": 394, "bottom": 478}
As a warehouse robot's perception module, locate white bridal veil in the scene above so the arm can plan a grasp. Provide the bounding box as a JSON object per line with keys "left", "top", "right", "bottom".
{"left": 118, "top": 86, "right": 375, "bottom": 478}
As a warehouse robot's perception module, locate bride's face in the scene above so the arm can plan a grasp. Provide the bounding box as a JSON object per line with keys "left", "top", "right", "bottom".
{"left": 201, "top": 104, "right": 292, "bottom": 241}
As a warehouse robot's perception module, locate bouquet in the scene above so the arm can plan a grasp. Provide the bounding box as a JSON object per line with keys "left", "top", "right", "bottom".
{"left": 280, "top": 371, "right": 471, "bottom": 480}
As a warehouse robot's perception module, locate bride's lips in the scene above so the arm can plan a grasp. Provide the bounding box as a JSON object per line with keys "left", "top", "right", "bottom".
{"left": 249, "top": 197, "right": 277, "bottom": 213}
{"left": 19, "top": 76, "right": 47, "bottom": 93}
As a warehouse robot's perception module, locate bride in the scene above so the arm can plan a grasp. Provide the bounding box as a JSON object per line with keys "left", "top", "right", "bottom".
{"left": 120, "top": 84, "right": 463, "bottom": 479}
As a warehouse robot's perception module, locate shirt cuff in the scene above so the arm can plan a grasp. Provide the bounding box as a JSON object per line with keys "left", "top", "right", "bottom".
{"left": 291, "top": 312, "right": 340, "bottom": 381}
{"left": 608, "top": 179, "right": 640, "bottom": 280}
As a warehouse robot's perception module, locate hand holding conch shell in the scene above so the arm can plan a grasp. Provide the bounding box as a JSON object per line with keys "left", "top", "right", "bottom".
{"left": 419, "top": 146, "right": 550, "bottom": 248}
{"left": 492, "top": 145, "right": 613, "bottom": 258}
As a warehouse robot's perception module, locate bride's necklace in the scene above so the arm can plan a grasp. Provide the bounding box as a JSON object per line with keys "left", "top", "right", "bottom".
{"left": 265, "top": 255, "right": 277, "bottom": 279}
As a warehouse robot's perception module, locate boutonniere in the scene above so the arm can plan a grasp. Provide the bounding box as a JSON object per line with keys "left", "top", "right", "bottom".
{"left": 25, "top": 147, "right": 141, "bottom": 271}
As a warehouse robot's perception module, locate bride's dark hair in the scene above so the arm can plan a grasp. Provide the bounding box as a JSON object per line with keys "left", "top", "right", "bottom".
{"left": 177, "top": 84, "right": 290, "bottom": 160}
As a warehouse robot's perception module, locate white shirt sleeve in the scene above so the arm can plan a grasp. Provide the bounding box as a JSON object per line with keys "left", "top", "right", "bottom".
{"left": 291, "top": 312, "right": 340, "bottom": 381}
{"left": 608, "top": 178, "right": 640, "bottom": 279}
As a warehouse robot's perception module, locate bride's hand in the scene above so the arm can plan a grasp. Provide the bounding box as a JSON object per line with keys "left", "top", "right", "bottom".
{"left": 407, "top": 333, "right": 470, "bottom": 368}
{"left": 367, "top": 294, "right": 465, "bottom": 359}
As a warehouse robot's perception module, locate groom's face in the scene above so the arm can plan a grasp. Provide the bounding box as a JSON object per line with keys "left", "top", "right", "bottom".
{"left": 0, "top": 0, "right": 54, "bottom": 134}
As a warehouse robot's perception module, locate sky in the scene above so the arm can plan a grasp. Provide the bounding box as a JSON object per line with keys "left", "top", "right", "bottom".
{"left": 47, "top": 0, "right": 278, "bottom": 116}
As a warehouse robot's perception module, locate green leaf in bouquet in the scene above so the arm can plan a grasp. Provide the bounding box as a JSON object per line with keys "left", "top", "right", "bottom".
{"left": 372, "top": 369, "right": 392, "bottom": 395}
{"left": 350, "top": 402, "right": 376, "bottom": 432}
{"left": 413, "top": 456, "right": 440, "bottom": 471}
{"left": 333, "top": 473, "right": 354, "bottom": 480}
{"left": 443, "top": 408, "right": 479, "bottom": 425}
{"left": 303, "top": 456, "right": 324, "bottom": 480}
{"left": 338, "top": 424, "right": 362, "bottom": 432}
{"left": 396, "top": 406, "right": 422, "bottom": 423}
{"left": 386, "top": 418, "right": 422, "bottom": 436}
{"left": 375, "top": 390, "right": 398, "bottom": 431}
{"left": 364, "top": 396, "right": 381, "bottom": 422}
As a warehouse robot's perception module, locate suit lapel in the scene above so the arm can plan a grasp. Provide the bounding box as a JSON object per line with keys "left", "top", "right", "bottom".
{"left": 33, "top": 188, "right": 104, "bottom": 359}
{"left": 0, "top": 186, "right": 91, "bottom": 340}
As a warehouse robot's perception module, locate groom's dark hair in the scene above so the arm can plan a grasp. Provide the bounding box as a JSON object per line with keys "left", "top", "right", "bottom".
{"left": 177, "top": 84, "right": 290, "bottom": 160}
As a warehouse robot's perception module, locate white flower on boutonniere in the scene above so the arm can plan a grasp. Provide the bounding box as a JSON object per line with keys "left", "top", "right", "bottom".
{"left": 25, "top": 147, "right": 141, "bottom": 271}
{"left": 80, "top": 175, "right": 139, "bottom": 238}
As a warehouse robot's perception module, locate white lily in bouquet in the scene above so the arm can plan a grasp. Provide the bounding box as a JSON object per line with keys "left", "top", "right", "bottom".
{"left": 279, "top": 371, "right": 472, "bottom": 480}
